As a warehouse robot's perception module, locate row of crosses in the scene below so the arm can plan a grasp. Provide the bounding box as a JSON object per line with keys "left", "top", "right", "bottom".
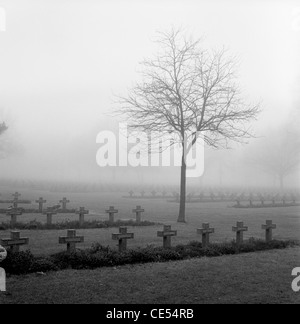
{"left": 7, "top": 193, "right": 70, "bottom": 213}
{"left": 6, "top": 203, "right": 145, "bottom": 228}
{"left": 6, "top": 195, "right": 72, "bottom": 227}
{"left": 36, "top": 197, "right": 70, "bottom": 213}
{"left": 0, "top": 221, "right": 277, "bottom": 255}
{"left": 105, "top": 206, "right": 145, "bottom": 223}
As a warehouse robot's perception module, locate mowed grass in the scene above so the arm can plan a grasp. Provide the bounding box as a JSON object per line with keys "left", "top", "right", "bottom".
{"left": 1, "top": 247, "right": 299, "bottom": 304}
{"left": 0, "top": 188, "right": 299, "bottom": 255}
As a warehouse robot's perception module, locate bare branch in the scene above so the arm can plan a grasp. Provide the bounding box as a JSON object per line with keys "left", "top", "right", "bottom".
{"left": 117, "top": 28, "right": 260, "bottom": 152}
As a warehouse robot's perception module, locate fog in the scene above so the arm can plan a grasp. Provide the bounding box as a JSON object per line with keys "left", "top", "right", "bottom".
{"left": 0, "top": 0, "right": 299, "bottom": 191}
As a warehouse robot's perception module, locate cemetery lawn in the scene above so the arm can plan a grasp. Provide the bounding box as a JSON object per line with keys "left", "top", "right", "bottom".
{"left": 1, "top": 246, "right": 299, "bottom": 304}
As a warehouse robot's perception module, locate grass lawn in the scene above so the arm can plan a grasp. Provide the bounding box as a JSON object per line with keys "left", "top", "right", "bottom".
{"left": 1, "top": 247, "right": 299, "bottom": 304}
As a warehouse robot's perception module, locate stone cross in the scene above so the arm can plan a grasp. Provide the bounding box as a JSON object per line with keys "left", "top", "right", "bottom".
{"left": 36, "top": 197, "right": 47, "bottom": 213}
{"left": 1, "top": 231, "right": 29, "bottom": 253}
{"left": 197, "top": 223, "right": 215, "bottom": 248}
{"left": 157, "top": 225, "right": 177, "bottom": 248}
{"left": 6, "top": 208, "right": 23, "bottom": 227}
{"left": 262, "top": 220, "right": 276, "bottom": 242}
{"left": 76, "top": 207, "right": 89, "bottom": 227}
{"left": 105, "top": 206, "right": 118, "bottom": 223}
{"left": 112, "top": 227, "right": 134, "bottom": 252}
{"left": 59, "top": 229, "right": 84, "bottom": 254}
{"left": 59, "top": 197, "right": 70, "bottom": 211}
{"left": 43, "top": 209, "right": 58, "bottom": 226}
{"left": 249, "top": 193, "right": 254, "bottom": 207}
{"left": 132, "top": 205, "right": 145, "bottom": 223}
{"left": 12, "top": 192, "right": 21, "bottom": 208}
{"left": 232, "top": 221, "right": 248, "bottom": 244}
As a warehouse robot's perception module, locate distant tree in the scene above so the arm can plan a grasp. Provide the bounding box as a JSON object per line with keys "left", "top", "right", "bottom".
{"left": 251, "top": 124, "right": 300, "bottom": 191}
{"left": 118, "top": 28, "right": 260, "bottom": 222}
{"left": 0, "top": 122, "right": 7, "bottom": 136}
{"left": 0, "top": 122, "right": 8, "bottom": 159}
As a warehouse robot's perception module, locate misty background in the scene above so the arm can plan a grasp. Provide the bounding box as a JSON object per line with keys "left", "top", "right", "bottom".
{"left": 0, "top": 0, "right": 299, "bottom": 190}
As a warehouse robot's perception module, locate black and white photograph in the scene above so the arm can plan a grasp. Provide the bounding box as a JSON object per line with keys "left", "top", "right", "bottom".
{"left": 0, "top": 0, "right": 299, "bottom": 307}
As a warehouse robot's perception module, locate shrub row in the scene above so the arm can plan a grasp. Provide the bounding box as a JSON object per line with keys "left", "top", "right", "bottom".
{"left": 2, "top": 239, "right": 298, "bottom": 275}
{"left": 0, "top": 219, "right": 158, "bottom": 231}
{"left": 0, "top": 209, "right": 76, "bottom": 214}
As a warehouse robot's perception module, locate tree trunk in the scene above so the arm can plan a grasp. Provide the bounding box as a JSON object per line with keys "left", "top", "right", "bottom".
{"left": 178, "top": 152, "right": 187, "bottom": 223}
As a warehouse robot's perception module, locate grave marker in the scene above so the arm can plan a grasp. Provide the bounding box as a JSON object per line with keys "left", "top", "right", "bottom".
{"left": 36, "top": 197, "right": 47, "bottom": 213}
{"left": 112, "top": 227, "right": 134, "bottom": 252}
{"left": 12, "top": 192, "right": 21, "bottom": 208}
{"left": 75, "top": 207, "right": 89, "bottom": 227}
{"left": 262, "top": 220, "right": 276, "bottom": 242}
{"left": 59, "top": 197, "right": 70, "bottom": 212}
{"left": 249, "top": 193, "right": 254, "bottom": 207}
{"left": 1, "top": 231, "right": 29, "bottom": 253}
{"left": 43, "top": 209, "right": 58, "bottom": 226}
{"left": 197, "top": 223, "right": 215, "bottom": 248}
{"left": 6, "top": 208, "right": 23, "bottom": 227}
{"left": 232, "top": 221, "right": 248, "bottom": 245}
{"left": 59, "top": 229, "right": 84, "bottom": 254}
{"left": 105, "top": 206, "right": 118, "bottom": 223}
{"left": 157, "top": 225, "right": 177, "bottom": 248}
{"left": 132, "top": 205, "right": 145, "bottom": 223}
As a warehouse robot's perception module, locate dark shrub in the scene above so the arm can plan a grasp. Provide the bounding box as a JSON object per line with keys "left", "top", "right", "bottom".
{"left": 3, "top": 239, "right": 298, "bottom": 275}
{"left": 2, "top": 250, "right": 35, "bottom": 275}
{"left": 30, "top": 257, "right": 59, "bottom": 272}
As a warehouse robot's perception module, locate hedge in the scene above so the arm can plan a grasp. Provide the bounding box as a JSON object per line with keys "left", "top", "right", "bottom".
{"left": 1, "top": 238, "right": 298, "bottom": 275}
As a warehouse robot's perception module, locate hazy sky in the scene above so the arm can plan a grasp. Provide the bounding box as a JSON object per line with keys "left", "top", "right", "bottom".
{"left": 0, "top": 0, "right": 299, "bottom": 182}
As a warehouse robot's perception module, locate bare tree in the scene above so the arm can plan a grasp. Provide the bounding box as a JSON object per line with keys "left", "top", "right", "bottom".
{"left": 251, "top": 123, "right": 300, "bottom": 191}
{"left": 119, "top": 29, "right": 260, "bottom": 222}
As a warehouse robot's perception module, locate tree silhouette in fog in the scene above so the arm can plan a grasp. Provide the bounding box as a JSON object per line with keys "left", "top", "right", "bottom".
{"left": 119, "top": 28, "right": 260, "bottom": 222}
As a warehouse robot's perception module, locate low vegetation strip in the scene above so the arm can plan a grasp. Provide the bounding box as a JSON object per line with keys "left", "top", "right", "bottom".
{"left": 0, "top": 219, "right": 158, "bottom": 230}
{"left": 2, "top": 239, "right": 298, "bottom": 275}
